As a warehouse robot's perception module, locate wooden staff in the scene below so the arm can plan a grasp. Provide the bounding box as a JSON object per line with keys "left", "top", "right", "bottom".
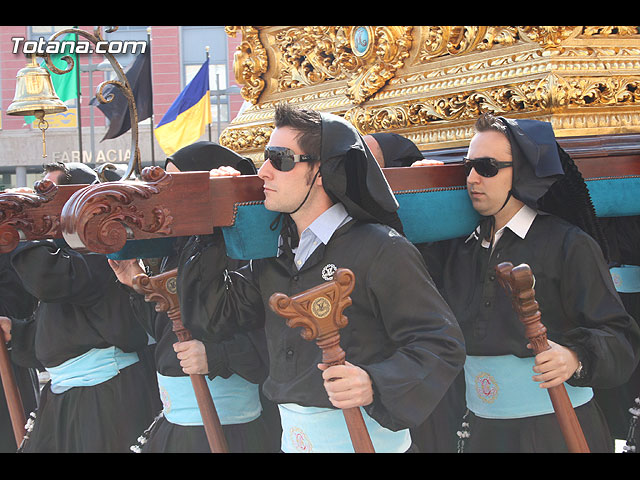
{"left": 495, "top": 262, "right": 590, "bottom": 453}
{"left": 132, "top": 268, "right": 229, "bottom": 453}
{"left": 269, "top": 268, "right": 375, "bottom": 453}
{"left": 0, "top": 329, "right": 26, "bottom": 448}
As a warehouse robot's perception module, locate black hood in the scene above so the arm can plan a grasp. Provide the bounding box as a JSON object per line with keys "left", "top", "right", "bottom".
{"left": 63, "top": 162, "right": 99, "bottom": 185}
{"left": 498, "top": 117, "right": 565, "bottom": 209}
{"left": 369, "top": 132, "right": 424, "bottom": 168}
{"left": 165, "top": 141, "right": 257, "bottom": 175}
{"left": 318, "top": 113, "right": 404, "bottom": 234}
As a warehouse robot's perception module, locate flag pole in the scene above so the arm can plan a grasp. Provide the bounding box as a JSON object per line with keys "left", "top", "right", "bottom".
{"left": 206, "top": 46, "right": 212, "bottom": 142}
{"left": 74, "top": 26, "right": 84, "bottom": 163}
{"left": 147, "top": 28, "right": 156, "bottom": 166}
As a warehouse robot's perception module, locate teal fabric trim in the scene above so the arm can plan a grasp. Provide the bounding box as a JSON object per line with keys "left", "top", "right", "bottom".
{"left": 586, "top": 176, "right": 640, "bottom": 218}
{"left": 221, "top": 203, "right": 280, "bottom": 260}
{"left": 395, "top": 188, "right": 481, "bottom": 244}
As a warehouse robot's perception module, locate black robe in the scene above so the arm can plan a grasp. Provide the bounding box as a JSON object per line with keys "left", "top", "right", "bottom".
{"left": 126, "top": 242, "right": 281, "bottom": 452}
{"left": 177, "top": 221, "right": 466, "bottom": 439}
{"left": 596, "top": 216, "right": 640, "bottom": 442}
{"left": 8, "top": 240, "right": 160, "bottom": 452}
{"left": 0, "top": 254, "right": 39, "bottom": 452}
{"left": 420, "top": 213, "right": 640, "bottom": 452}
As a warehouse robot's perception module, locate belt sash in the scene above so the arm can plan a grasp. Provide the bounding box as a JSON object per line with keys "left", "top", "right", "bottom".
{"left": 157, "top": 372, "right": 262, "bottom": 426}
{"left": 278, "top": 403, "right": 411, "bottom": 453}
{"left": 610, "top": 265, "right": 640, "bottom": 293}
{"left": 465, "top": 355, "right": 593, "bottom": 419}
{"left": 47, "top": 346, "right": 139, "bottom": 394}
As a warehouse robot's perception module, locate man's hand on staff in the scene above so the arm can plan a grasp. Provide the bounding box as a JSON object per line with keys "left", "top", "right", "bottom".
{"left": 174, "top": 340, "right": 209, "bottom": 375}
{"left": 0, "top": 316, "right": 11, "bottom": 342}
{"left": 318, "top": 361, "right": 374, "bottom": 409}
{"left": 530, "top": 339, "right": 581, "bottom": 388}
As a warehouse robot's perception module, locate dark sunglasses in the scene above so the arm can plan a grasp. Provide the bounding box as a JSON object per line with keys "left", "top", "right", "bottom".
{"left": 463, "top": 157, "right": 513, "bottom": 178}
{"left": 264, "top": 146, "right": 316, "bottom": 172}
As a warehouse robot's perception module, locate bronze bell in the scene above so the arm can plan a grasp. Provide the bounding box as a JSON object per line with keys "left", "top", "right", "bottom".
{"left": 7, "top": 54, "right": 67, "bottom": 118}
{"left": 7, "top": 54, "right": 68, "bottom": 158}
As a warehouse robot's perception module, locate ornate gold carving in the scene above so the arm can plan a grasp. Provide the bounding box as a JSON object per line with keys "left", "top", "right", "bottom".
{"left": 226, "top": 26, "right": 268, "bottom": 104}
{"left": 270, "top": 26, "right": 412, "bottom": 104}
{"left": 223, "top": 26, "right": 640, "bottom": 154}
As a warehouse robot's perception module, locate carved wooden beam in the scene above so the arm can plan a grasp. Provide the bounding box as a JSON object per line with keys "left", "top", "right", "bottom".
{"left": 3, "top": 136, "right": 640, "bottom": 258}
{"left": 0, "top": 180, "right": 84, "bottom": 254}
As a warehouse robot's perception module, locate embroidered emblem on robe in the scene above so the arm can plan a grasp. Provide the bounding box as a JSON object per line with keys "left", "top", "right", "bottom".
{"left": 289, "top": 426, "right": 313, "bottom": 452}
{"left": 475, "top": 371, "right": 499, "bottom": 403}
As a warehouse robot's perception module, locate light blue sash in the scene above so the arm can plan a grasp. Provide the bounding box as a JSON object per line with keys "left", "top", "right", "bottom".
{"left": 465, "top": 355, "right": 593, "bottom": 419}
{"left": 47, "top": 346, "right": 139, "bottom": 394}
{"left": 610, "top": 265, "right": 640, "bottom": 293}
{"left": 278, "top": 403, "right": 411, "bottom": 453}
{"left": 157, "top": 373, "right": 262, "bottom": 426}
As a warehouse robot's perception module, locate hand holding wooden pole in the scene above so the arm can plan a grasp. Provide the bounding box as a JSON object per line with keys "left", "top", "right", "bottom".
{"left": 132, "top": 268, "right": 229, "bottom": 453}
{"left": 0, "top": 328, "right": 26, "bottom": 448}
{"left": 495, "top": 262, "right": 590, "bottom": 453}
{"left": 269, "top": 268, "right": 375, "bottom": 453}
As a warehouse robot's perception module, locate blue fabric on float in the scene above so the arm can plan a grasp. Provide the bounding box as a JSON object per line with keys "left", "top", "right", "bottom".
{"left": 106, "top": 176, "right": 640, "bottom": 261}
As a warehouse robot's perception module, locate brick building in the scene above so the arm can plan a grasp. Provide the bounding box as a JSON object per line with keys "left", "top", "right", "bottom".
{"left": 0, "top": 26, "right": 243, "bottom": 189}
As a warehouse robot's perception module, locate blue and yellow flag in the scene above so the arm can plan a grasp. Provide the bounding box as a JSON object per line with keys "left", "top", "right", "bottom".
{"left": 155, "top": 59, "right": 211, "bottom": 156}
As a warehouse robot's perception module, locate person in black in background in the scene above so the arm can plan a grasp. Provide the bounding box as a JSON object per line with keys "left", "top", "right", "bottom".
{"left": 596, "top": 215, "right": 640, "bottom": 450}
{"left": 0, "top": 253, "right": 39, "bottom": 452}
{"left": 363, "top": 132, "right": 424, "bottom": 168}
{"left": 0, "top": 162, "right": 160, "bottom": 452}
{"left": 110, "top": 142, "right": 281, "bottom": 453}
{"left": 365, "top": 132, "right": 465, "bottom": 453}
{"left": 419, "top": 114, "right": 640, "bottom": 452}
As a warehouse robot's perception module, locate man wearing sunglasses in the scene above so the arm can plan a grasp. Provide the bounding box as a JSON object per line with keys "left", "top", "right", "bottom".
{"left": 419, "top": 113, "right": 640, "bottom": 452}
{"left": 177, "top": 103, "right": 465, "bottom": 453}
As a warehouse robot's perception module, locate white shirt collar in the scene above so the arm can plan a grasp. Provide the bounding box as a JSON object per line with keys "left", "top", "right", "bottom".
{"left": 465, "top": 204, "right": 538, "bottom": 248}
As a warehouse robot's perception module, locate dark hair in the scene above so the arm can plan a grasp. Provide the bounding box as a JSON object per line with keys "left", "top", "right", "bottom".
{"left": 273, "top": 103, "right": 322, "bottom": 163}
{"left": 474, "top": 113, "right": 508, "bottom": 136}
{"left": 42, "top": 162, "right": 71, "bottom": 185}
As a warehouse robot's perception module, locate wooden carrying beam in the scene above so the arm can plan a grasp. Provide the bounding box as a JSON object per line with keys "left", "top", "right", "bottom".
{"left": 495, "top": 262, "right": 590, "bottom": 453}
{"left": 131, "top": 268, "right": 229, "bottom": 453}
{"left": 269, "top": 268, "right": 375, "bottom": 453}
{"left": 56, "top": 152, "right": 640, "bottom": 261}
{"left": 2, "top": 135, "right": 640, "bottom": 259}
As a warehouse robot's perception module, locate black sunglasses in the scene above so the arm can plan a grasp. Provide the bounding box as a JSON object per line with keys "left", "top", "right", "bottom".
{"left": 264, "top": 146, "right": 316, "bottom": 172}
{"left": 463, "top": 157, "right": 513, "bottom": 178}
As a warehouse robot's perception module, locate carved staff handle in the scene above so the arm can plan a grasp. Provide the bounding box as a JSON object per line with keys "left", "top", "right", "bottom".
{"left": 0, "top": 329, "right": 26, "bottom": 448}
{"left": 132, "top": 268, "right": 229, "bottom": 453}
{"left": 495, "top": 262, "right": 590, "bottom": 453}
{"left": 269, "top": 268, "right": 375, "bottom": 453}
